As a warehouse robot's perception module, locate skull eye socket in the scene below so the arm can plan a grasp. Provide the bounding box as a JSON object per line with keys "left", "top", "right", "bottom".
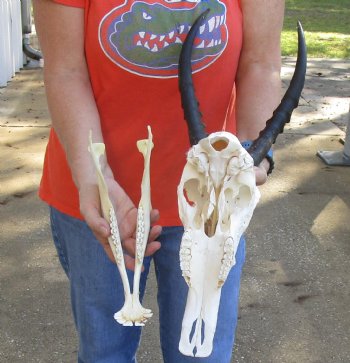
{"left": 182, "top": 179, "right": 211, "bottom": 230}
{"left": 183, "top": 187, "right": 196, "bottom": 207}
{"left": 233, "top": 185, "right": 252, "bottom": 208}
{"left": 223, "top": 186, "right": 252, "bottom": 216}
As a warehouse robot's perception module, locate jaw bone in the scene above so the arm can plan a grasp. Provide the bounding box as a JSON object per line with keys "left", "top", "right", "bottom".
{"left": 88, "top": 126, "right": 154, "bottom": 326}
{"left": 178, "top": 132, "right": 260, "bottom": 357}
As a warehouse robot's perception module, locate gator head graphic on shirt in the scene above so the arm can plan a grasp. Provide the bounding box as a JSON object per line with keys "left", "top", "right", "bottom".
{"left": 99, "top": 0, "right": 228, "bottom": 78}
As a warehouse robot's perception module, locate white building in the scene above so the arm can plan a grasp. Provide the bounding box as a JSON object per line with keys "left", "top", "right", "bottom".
{"left": 0, "top": 0, "right": 24, "bottom": 87}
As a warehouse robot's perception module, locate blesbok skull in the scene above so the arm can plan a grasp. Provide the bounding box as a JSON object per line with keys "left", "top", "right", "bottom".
{"left": 178, "top": 132, "right": 260, "bottom": 357}
{"left": 177, "top": 10, "right": 307, "bottom": 357}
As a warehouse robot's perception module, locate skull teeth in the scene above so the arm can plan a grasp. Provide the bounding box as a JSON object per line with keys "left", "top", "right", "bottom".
{"left": 219, "top": 238, "right": 236, "bottom": 284}
{"left": 109, "top": 208, "right": 123, "bottom": 264}
{"left": 180, "top": 262, "right": 191, "bottom": 271}
{"left": 136, "top": 206, "right": 145, "bottom": 262}
{"left": 177, "top": 131, "right": 261, "bottom": 356}
{"left": 180, "top": 239, "right": 192, "bottom": 283}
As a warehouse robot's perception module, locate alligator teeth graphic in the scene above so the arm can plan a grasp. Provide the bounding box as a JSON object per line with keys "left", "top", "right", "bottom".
{"left": 197, "top": 40, "right": 205, "bottom": 49}
{"left": 100, "top": 1, "right": 229, "bottom": 77}
{"left": 133, "top": 17, "right": 226, "bottom": 53}
{"left": 208, "top": 17, "right": 215, "bottom": 32}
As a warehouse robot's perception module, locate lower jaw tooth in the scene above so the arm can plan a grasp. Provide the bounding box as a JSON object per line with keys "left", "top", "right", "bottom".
{"left": 197, "top": 40, "right": 205, "bottom": 49}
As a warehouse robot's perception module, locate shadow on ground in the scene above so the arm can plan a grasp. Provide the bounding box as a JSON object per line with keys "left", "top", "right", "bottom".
{"left": 0, "top": 60, "right": 349, "bottom": 362}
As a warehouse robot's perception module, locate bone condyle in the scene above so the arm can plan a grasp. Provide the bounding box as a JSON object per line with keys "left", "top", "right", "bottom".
{"left": 88, "top": 126, "right": 154, "bottom": 326}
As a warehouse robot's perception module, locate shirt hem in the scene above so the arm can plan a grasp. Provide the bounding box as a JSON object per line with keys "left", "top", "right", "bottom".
{"left": 39, "top": 190, "right": 84, "bottom": 220}
{"left": 39, "top": 190, "right": 182, "bottom": 227}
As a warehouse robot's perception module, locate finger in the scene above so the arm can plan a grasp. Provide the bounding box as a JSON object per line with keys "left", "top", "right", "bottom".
{"left": 254, "top": 166, "right": 268, "bottom": 186}
{"left": 79, "top": 185, "right": 111, "bottom": 239}
{"left": 148, "top": 224, "right": 162, "bottom": 243}
{"left": 123, "top": 231, "right": 161, "bottom": 258}
{"left": 122, "top": 237, "right": 137, "bottom": 257}
{"left": 123, "top": 220, "right": 161, "bottom": 253}
{"left": 124, "top": 254, "right": 139, "bottom": 271}
{"left": 144, "top": 240, "right": 161, "bottom": 257}
{"left": 123, "top": 255, "right": 148, "bottom": 272}
{"left": 83, "top": 205, "right": 111, "bottom": 239}
{"left": 150, "top": 209, "right": 160, "bottom": 224}
{"left": 118, "top": 208, "right": 137, "bottom": 241}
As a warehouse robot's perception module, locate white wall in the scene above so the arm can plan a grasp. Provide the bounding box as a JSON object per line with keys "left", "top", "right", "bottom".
{"left": 0, "top": 0, "right": 23, "bottom": 87}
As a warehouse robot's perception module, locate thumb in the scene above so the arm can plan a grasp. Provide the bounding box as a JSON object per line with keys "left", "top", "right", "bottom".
{"left": 83, "top": 205, "right": 110, "bottom": 240}
{"left": 79, "top": 185, "right": 110, "bottom": 241}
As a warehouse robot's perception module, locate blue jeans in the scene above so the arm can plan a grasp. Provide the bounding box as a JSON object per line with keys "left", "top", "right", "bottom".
{"left": 50, "top": 207, "right": 245, "bottom": 363}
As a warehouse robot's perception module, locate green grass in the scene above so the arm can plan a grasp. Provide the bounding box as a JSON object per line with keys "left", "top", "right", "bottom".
{"left": 282, "top": 0, "right": 350, "bottom": 58}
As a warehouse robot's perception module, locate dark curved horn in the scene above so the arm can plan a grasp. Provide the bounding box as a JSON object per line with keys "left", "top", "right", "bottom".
{"left": 179, "top": 9, "right": 210, "bottom": 146}
{"left": 248, "top": 22, "right": 307, "bottom": 169}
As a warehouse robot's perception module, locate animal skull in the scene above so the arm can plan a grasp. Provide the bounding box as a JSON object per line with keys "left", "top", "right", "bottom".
{"left": 178, "top": 132, "right": 260, "bottom": 357}
{"left": 88, "top": 126, "right": 154, "bottom": 326}
{"left": 177, "top": 10, "right": 306, "bottom": 357}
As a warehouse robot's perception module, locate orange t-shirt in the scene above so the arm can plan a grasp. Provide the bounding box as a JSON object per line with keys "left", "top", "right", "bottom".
{"left": 39, "top": 0, "right": 243, "bottom": 226}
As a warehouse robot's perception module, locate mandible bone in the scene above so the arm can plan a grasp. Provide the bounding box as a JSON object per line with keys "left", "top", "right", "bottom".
{"left": 177, "top": 10, "right": 307, "bottom": 357}
{"left": 88, "top": 126, "right": 154, "bottom": 326}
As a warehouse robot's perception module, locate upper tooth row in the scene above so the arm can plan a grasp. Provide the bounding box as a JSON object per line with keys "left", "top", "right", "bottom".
{"left": 200, "top": 15, "right": 225, "bottom": 33}
{"left": 137, "top": 15, "right": 224, "bottom": 41}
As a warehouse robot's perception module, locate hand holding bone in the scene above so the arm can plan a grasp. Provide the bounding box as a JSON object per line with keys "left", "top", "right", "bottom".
{"left": 81, "top": 147, "right": 161, "bottom": 270}
{"left": 254, "top": 159, "right": 270, "bottom": 186}
{"left": 88, "top": 127, "right": 159, "bottom": 325}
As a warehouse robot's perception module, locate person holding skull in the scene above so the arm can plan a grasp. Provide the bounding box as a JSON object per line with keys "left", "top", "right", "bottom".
{"left": 33, "top": 0, "right": 295, "bottom": 361}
